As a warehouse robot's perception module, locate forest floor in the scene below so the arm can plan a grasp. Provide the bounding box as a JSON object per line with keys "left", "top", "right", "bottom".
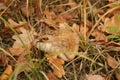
{"left": 0, "top": 0, "right": 120, "bottom": 80}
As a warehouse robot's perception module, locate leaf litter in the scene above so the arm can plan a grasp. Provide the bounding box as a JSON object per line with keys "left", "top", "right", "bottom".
{"left": 0, "top": 0, "right": 120, "bottom": 80}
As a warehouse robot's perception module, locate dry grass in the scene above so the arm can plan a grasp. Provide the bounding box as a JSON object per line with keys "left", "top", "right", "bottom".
{"left": 0, "top": 0, "right": 120, "bottom": 80}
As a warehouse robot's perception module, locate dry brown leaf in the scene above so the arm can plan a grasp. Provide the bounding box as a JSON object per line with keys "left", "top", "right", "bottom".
{"left": 79, "top": 24, "right": 89, "bottom": 37}
{"left": 1, "top": 0, "right": 11, "bottom": 5}
{"left": 68, "top": 0, "right": 77, "bottom": 8}
{"left": 0, "top": 19, "right": 26, "bottom": 34}
{"left": 8, "top": 46, "right": 25, "bottom": 56}
{"left": 43, "top": 10, "right": 57, "bottom": 28}
{"left": 0, "top": 53, "right": 8, "bottom": 66}
{"left": 108, "top": 0, "right": 117, "bottom": 2}
{"left": 6, "top": 18, "right": 26, "bottom": 29}
{"left": 109, "top": 8, "right": 120, "bottom": 15}
{"left": 43, "top": 10, "right": 69, "bottom": 28}
{"left": 86, "top": 74, "right": 105, "bottom": 80}
{"left": 21, "top": 4, "right": 34, "bottom": 17}
{"left": 52, "top": 5, "right": 65, "bottom": 15}
{"left": 12, "top": 27, "right": 36, "bottom": 49}
{"left": 33, "top": 0, "right": 42, "bottom": 19}
{"left": 72, "top": 23, "right": 80, "bottom": 33}
{"left": 115, "top": 71, "right": 120, "bottom": 80}
{"left": 0, "top": 65, "right": 13, "bottom": 80}
{"left": 17, "top": 56, "right": 28, "bottom": 64}
{"left": 7, "top": 19, "right": 36, "bottom": 49}
{"left": 0, "top": 2, "right": 6, "bottom": 10}
{"left": 46, "top": 54, "right": 65, "bottom": 78}
{"left": 56, "top": 15, "right": 67, "bottom": 23}
{"left": 107, "top": 1, "right": 120, "bottom": 15}
{"left": 103, "top": 14, "right": 120, "bottom": 35}
{"left": 107, "top": 55, "right": 118, "bottom": 68}
{"left": 6, "top": 19, "right": 36, "bottom": 57}
{"left": 37, "top": 23, "right": 79, "bottom": 61}
{"left": 8, "top": 19, "right": 22, "bottom": 27}
{"left": 91, "top": 30, "right": 108, "bottom": 44}
{"left": 105, "top": 46, "right": 120, "bottom": 52}
{"left": 47, "top": 71, "right": 57, "bottom": 80}
{"left": 106, "top": 41, "right": 120, "bottom": 47}
{"left": 10, "top": 26, "right": 35, "bottom": 57}
{"left": 16, "top": 56, "right": 31, "bottom": 73}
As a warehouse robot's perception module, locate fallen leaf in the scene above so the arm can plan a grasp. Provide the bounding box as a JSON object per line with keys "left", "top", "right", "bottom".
{"left": 43, "top": 10, "right": 59, "bottom": 29}
{"left": 47, "top": 71, "right": 57, "bottom": 80}
{"left": 104, "top": 14, "right": 120, "bottom": 35}
{"left": 115, "top": 71, "right": 120, "bottom": 80}
{"left": 0, "top": 53, "right": 8, "bottom": 66}
{"left": 6, "top": 19, "right": 36, "bottom": 49}
{"left": 1, "top": 0, "right": 11, "bottom": 6}
{"left": 107, "top": 55, "right": 118, "bottom": 68}
{"left": 68, "top": 0, "right": 77, "bottom": 8}
{"left": 12, "top": 27, "right": 35, "bottom": 49}
{"left": 6, "top": 18, "right": 26, "bottom": 29}
{"left": 0, "top": 3, "right": 6, "bottom": 10}
{"left": 0, "top": 19, "right": 26, "bottom": 34}
{"left": 86, "top": 74, "right": 105, "bottom": 80}
{"left": 46, "top": 54, "right": 65, "bottom": 78}
{"left": 8, "top": 46, "right": 25, "bottom": 56}
{"left": 33, "top": 0, "right": 42, "bottom": 19}
{"left": 0, "top": 65, "right": 13, "bottom": 80}
{"left": 106, "top": 41, "right": 120, "bottom": 47}
{"left": 91, "top": 30, "right": 108, "bottom": 44}
{"left": 15, "top": 56, "right": 31, "bottom": 73}
{"left": 79, "top": 24, "right": 89, "bottom": 37}
{"left": 9, "top": 26, "right": 36, "bottom": 57}
{"left": 72, "top": 23, "right": 80, "bottom": 33}
{"left": 37, "top": 23, "right": 79, "bottom": 61}
{"left": 21, "top": 4, "right": 34, "bottom": 17}
{"left": 107, "top": 1, "right": 120, "bottom": 15}
{"left": 43, "top": 10, "right": 71, "bottom": 29}
{"left": 105, "top": 46, "right": 120, "bottom": 52}
{"left": 108, "top": 0, "right": 117, "bottom": 2}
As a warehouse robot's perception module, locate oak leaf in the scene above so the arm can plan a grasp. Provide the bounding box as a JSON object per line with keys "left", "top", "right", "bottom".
{"left": 91, "top": 30, "right": 108, "bottom": 44}
{"left": 37, "top": 23, "right": 79, "bottom": 61}
{"left": 46, "top": 54, "right": 65, "bottom": 78}
{"left": 12, "top": 27, "right": 35, "bottom": 49}
{"left": 6, "top": 19, "right": 37, "bottom": 61}
{"left": 103, "top": 14, "right": 120, "bottom": 35}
